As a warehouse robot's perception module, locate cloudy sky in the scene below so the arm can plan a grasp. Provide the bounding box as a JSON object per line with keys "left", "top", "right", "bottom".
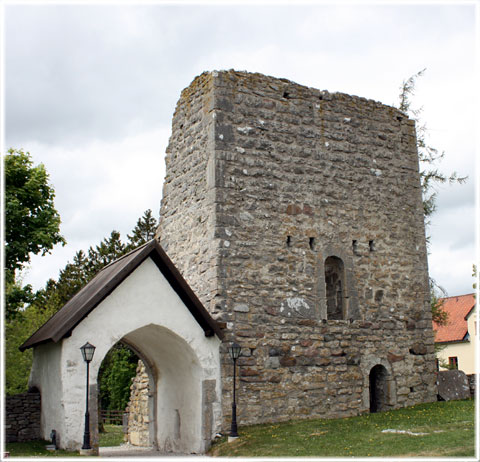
{"left": 3, "top": 1, "right": 477, "bottom": 298}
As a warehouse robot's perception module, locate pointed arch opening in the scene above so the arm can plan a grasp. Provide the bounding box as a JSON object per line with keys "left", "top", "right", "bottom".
{"left": 121, "top": 324, "right": 204, "bottom": 454}
{"left": 97, "top": 341, "right": 154, "bottom": 448}
{"left": 90, "top": 323, "right": 207, "bottom": 455}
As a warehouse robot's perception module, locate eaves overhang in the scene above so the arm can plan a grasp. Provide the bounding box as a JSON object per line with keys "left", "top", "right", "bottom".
{"left": 19, "top": 240, "right": 224, "bottom": 352}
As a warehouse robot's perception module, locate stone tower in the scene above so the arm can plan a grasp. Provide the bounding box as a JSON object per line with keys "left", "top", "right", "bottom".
{"left": 156, "top": 70, "right": 437, "bottom": 428}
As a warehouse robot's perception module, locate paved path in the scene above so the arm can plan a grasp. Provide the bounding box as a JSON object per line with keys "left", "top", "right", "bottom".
{"left": 99, "top": 445, "right": 208, "bottom": 458}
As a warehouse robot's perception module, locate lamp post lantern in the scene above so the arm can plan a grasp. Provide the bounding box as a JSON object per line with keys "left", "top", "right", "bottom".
{"left": 228, "top": 342, "right": 241, "bottom": 440}
{"left": 80, "top": 342, "right": 95, "bottom": 451}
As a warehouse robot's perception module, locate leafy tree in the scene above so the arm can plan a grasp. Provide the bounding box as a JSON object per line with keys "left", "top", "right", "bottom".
{"left": 29, "top": 250, "right": 94, "bottom": 316}
{"left": 430, "top": 279, "right": 448, "bottom": 326}
{"left": 398, "top": 69, "right": 467, "bottom": 226}
{"left": 5, "top": 300, "right": 59, "bottom": 395}
{"left": 4, "top": 149, "right": 65, "bottom": 319}
{"left": 55, "top": 250, "right": 93, "bottom": 304}
{"left": 127, "top": 209, "right": 158, "bottom": 249}
{"left": 398, "top": 70, "right": 467, "bottom": 324}
{"left": 98, "top": 344, "right": 139, "bottom": 411}
{"left": 87, "top": 230, "right": 127, "bottom": 272}
{"left": 5, "top": 276, "right": 33, "bottom": 318}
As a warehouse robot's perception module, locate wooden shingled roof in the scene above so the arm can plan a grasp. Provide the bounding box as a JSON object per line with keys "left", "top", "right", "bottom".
{"left": 432, "top": 293, "right": 476, "bottom": 344}
{"left": 20, "top": 240, "right": 224, "bottom": 351}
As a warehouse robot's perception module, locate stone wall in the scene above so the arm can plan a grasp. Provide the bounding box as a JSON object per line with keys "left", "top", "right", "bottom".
{"left": 157, "top": 70, "right": 437, "bottom": 429}
{"left": 158, "top": 73, "right": 219, "bottom": 306}
{"left": 126, "top": 360, "right": 150, "bottom": 446}
{"left": 466, "top": 373, "right": 476, "bottom": 397}
{"left": 5, "top": 391, "right": 41, "bottom": 442}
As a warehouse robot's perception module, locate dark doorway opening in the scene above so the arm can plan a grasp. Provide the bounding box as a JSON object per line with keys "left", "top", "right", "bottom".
{"left": 369, "top": 364, "right": 388, "bottom": 413}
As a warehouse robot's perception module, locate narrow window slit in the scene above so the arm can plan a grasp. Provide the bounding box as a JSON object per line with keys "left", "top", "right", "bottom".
{"left": 325, "top": 256, "right": 345, "bottom": 320}
{"left": 309, "top": 237, "right": 315, "bottom": 250}
{"left": 369, "top": 240, "right": 375, "bottom": 252}
{"left": 352, "top": 240, "right": 358, "bottom": 254}
{"left": 286, "top": 236, "right": 292, "bottom": 247}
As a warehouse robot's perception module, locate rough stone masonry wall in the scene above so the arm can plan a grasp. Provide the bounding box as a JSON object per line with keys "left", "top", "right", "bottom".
{"left": 158, "top": 73, "right": 220, "bottom": 307}
{"left": 467, "top": 373, "right": 476, "bottom": 397}
{"left": 126, "top": 360, "right": 150, "bottom": 446}
{"left": 157, "top": 70, "right": 437, "bottom": 430}
{"left": 5, "top": 391, "right": 41, "bottom": 442}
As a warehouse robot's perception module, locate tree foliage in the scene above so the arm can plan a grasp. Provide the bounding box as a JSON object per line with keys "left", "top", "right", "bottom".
{"left": 5, "top": 300, "right": 59, "bottom": 395}
{"left": 98, "top": 344, "right": 139, "bottom": 411}
{"left": 398, "top": 70, "right": 467, "bottom": 324}
{"left": 127, "top": 209, "right": 158, "bottom": 249}
{"left": 4, "top": 149, "right": 65, "bottom": 319}
{"left": 430, "top": 279, "right": 448, "bottom": 326}
{"left": 398, "top": 69, "right": 467, "bottom": 226}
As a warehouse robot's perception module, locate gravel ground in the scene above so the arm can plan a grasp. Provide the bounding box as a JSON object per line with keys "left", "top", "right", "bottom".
{"left": 99, "top": 445, "right": 208, "bottom": 458}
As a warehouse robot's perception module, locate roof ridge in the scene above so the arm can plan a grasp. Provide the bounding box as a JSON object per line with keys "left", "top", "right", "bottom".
{"left": 20, "top": 239, "right": 223, "bottom": 351}
{"left": 100, "top": 239, "right": 156, "bottom": 271}
{"left": 440, "top": 293, "right": 475, "bottom": 300}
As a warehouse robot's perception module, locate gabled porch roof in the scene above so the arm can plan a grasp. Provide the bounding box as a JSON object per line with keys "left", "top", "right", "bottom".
{"left": 20, "top": 239, "right": 224, "bottom": 351}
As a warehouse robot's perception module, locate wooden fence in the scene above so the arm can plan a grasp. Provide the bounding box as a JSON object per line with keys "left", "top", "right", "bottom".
{"left": 100, "top": 409, "right": 128, "bottom": 426}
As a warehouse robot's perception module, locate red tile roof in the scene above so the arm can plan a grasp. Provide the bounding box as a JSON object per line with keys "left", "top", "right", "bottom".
{"left": 433, "top": 293, "right": 476, "bottom": 343}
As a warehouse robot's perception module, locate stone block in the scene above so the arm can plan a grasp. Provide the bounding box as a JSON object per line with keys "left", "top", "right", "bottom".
{"left": 234, "top": 303, "right": 249, "bottom": 313}
{"left": 279, "top": 356, "right": 296, "bottom": 367}
{"left": 409, "top": 343, "right": 427, "bottom": 355}
{"left": 437, "top": 370, "right": 471, "bottom": 401}
{"left": 387, "top": 352, "right": 404, "bottom": 363}
{"left": 130, "top": 431, "right": 140, "bottom": 446}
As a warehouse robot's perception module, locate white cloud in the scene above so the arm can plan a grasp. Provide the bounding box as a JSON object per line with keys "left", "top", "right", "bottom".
{"left": 4, "top": 2, "right": 477, "bottom": 297}
{"left": 429, "top": 242, "right": 476, "bottom": 297}
{"left": 20, "top": 127, "right": 168, "bottom": 289}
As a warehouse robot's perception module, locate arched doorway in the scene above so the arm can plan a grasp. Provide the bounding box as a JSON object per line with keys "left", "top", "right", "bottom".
{"left": 369, "top": 364, "right": 388, "bottom": 413}
{"left": 123, "top": 324, "right": 205, "bottom": 453}
{"left": 97, "top": 341, "right": 154, "bottom": 448}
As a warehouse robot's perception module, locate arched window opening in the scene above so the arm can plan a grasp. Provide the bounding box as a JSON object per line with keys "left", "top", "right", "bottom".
{"left": 324, "top": 256, "right": 345, "bottom": 320}
{"left": 369, "top": 364, "right": 388, "bottom": 413}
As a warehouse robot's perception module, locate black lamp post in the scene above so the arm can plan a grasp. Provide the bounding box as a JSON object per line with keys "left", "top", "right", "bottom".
{"left": 228, "top": 342, "right": 241, "bottom": 438}
{"left": 80, "top": 342, "right": 96, "bottom": 450}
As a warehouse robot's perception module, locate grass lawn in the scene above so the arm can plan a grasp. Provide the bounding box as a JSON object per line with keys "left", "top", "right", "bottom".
{"left": 209, "top": 399, "right": 476, "bottom": 458}
{"left": 5, "top": 425, "right": 125, "bottom": 457}
{"left": 4, "top": 440, "right": 80, "bottom": 458}
{"left": 99, "top": 424, "right": 125, "bottom": 447}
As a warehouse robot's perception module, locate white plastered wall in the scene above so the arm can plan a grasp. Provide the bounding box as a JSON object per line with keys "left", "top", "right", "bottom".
{"left": 436, "top": 311, "right": 477, "bottom": 375}
{"left": 28, "top": 342, "right": 63, "bottom": 442}
{"left": 28, "top": 257, "right": 222, "bottom": 453}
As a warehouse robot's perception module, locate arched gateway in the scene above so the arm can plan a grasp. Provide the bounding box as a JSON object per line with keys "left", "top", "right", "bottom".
{"left": 20, "top": 240, "right": 224, "bottom": 455}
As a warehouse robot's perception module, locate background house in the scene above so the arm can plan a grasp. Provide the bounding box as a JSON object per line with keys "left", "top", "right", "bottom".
{"left": 433, "top": 293, "right": 476, "bottom": 374}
